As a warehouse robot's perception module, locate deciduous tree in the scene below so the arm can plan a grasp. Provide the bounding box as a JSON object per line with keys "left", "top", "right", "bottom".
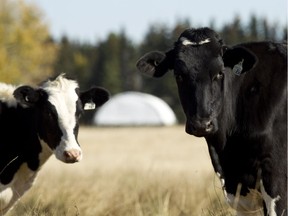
{"left": 0, "top": 0, "right": 56, "bottom": 84}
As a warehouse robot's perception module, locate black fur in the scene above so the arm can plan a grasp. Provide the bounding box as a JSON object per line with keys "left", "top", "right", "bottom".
{"left": 137, "top": 27, "right": 287, "bottom": 215}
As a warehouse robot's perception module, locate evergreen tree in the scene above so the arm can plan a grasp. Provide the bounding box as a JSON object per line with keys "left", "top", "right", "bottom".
{"left": 249, "top": 14, "right": 259, "bottom": 41}
{"left": 115, "top": 30, "right": 139, "bottom": 91}
{"left": 221, "top": 16, "right": 246, "bottom": 44}
{"left": 91, "top": 33, "right": 122, "bottom": 94}
{"left": 139, "top": 23, "right": 185, "bottom": 122}
{"left": 54, "top": 36, "right": 96, "bottom": 89}
{"left": 50, "top": 15, "right": 286, "bottom": 124}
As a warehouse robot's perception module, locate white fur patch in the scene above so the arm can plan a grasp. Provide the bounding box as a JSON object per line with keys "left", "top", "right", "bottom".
{"left": 41, "top": 74, "right": 82, "bottom": 162}
{"left": 0, "top": 138, "right": 53, "bottom": 214}
{"left": 0, "top": 187, "right": 13, "bottom": 213}
{"left": 260, "top": 180, "right": 280, "bottom": 216}
{"left": 182, "top": 39, "right": 197, "bottom": 46}
{"left": 216, "top": 174, "right": 266, "bottom": 215}
{"left": 198, "top": 38, "right": 211, "bottom": 45}
{"left": 181, "top": 37, "right": 211, "bottom": 46}
{"left": 0, "top": 163, "right": 38, "bottom": 215}
{"left": 0, "top": 83, "right": 17, "bottom": 107}
{"left": 216, "top": 172, "right": 228, "bottom": 198}
{"left": 217, "top": 178, "right": 282, "bottom": 216}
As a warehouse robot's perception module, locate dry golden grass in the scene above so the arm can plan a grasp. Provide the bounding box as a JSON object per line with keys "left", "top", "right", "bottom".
{"left": 7, "top": 126, "right": 234, "bottom": 216}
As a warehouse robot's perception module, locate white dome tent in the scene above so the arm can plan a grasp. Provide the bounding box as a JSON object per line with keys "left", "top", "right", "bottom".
{"left": 94, "top": 91, "right": 177, "bottom": 126}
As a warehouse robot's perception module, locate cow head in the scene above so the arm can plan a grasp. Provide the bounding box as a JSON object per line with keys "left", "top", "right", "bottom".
{"left": 13, "top": 74, "right": 109, "bottom": 163}
{"left": 137, "top": 28, "right": 257, "bottom": 137}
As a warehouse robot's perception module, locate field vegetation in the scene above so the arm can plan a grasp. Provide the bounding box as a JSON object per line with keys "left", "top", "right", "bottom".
{"left": 8, "top": 126, "right": 234, "bottom": 216}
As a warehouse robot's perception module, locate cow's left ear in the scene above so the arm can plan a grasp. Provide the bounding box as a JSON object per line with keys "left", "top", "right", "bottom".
{"left": 80, "top": 87, "right": 109, "bottom": 110}
{"left": 223, "top": 46, "right": 257, "bottom": 75}
{"left": 13, "top": 86, "right": 41, "bottom": 107}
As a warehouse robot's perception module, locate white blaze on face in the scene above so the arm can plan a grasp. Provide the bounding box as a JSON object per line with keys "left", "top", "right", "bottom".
{"left": 41, "top": 75, "right": 82, "bottom": 162}
{"left": 180, "top": 37, "right": 211, "bottom": 46}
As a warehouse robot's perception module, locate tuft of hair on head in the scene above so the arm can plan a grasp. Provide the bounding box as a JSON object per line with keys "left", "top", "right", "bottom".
{"left": 41, "top": 73, "right": 79, "bottom": 91}
{"left": 176, "top": 27, "right": 223, "bottom": 47}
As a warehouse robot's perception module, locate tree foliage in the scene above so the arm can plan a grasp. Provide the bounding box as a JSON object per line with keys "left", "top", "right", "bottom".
{"left": 0, "top": 0, "right": 56, "bottom": 84}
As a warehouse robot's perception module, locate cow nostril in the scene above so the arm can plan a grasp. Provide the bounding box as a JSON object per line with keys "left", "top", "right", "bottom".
{"left": 63, "top": 149, "right": 81, "bottom": 163}
{"left": 205, "top": 121, "right": 213, "bottom": 132}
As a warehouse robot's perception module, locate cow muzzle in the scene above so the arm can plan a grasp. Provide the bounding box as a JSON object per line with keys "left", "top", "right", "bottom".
{"left": 185, "top": 118, "right": 216, "bottom": 137}
{"left": 63, "top": 149, "right": 82, "bottom": 163}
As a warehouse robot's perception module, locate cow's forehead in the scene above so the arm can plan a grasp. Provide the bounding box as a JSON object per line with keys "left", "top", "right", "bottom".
{"left": 177, "top": 28, "right": 220, "bottom": 43}
{"left": 175, "top": 28, "right": 223, "bottom": 57}
{"left": 41, "top": 75, "right": 79, "bottom": 92}
{"left": 39, "top": 75, "right": 81, "bottom": 147}
{"left": 176, "top": 39, "right": 222, "bottom": 65}
{"left": 41, "top": 75, "right": 79, "bottom": 114}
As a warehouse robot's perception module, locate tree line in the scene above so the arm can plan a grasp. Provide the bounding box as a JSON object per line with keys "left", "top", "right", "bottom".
{"left": 1, "top": 0, "right": 287, "bottom": 123}
{"left": 53, "top": 17, "right": 287, "bottom": 123}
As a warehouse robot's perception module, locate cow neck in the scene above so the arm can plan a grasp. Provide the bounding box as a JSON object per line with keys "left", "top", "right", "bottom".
{"left": 204, "top": 83, "right": 235, "bottom": 150}
{"left": 33, "top": 108, "right": 54, "bottom": 166}
{"left": 38, "top": 138, "right": 53, "bottom": 165}
{"left": 202, "top": 72, "right": 243, "bottom": 176}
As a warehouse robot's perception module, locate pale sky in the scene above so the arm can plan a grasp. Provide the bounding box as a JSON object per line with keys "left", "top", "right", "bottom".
{"left": 28, "top": 0, "right": 287, "bottom": 43}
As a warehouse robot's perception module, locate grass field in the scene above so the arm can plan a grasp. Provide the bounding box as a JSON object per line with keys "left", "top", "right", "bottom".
{"left": 8, "top": 126, "right": 234, "bottom": 216}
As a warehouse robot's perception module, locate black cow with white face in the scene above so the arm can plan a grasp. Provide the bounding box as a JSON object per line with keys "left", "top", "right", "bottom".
{"left": 0, "top": 74, "right": 109, "bottom": 215}
{"left": 137, "top": 28, "right": 287, "bottom": 216}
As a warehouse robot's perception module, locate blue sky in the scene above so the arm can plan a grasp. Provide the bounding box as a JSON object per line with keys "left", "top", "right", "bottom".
{"left": 28, "top": 0, "right": 287, "bottom": 43}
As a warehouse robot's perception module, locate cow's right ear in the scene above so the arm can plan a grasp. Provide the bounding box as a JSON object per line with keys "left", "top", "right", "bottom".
{"left": 136, "top": 49, "right": 175, "bottom": 78}
{"left": 13, "top": 86, "right": 41, "bottom": 107}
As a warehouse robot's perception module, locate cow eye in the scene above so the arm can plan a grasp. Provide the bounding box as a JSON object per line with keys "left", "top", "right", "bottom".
{"left": 175, "top": 74, "right": 183, "bottom": 82}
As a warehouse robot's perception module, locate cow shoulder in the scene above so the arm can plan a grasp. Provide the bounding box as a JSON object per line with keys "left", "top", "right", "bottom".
{"left": 233, "top": 41, "right": 287, "bottom": 133}
{"left": 0, "top": 93, "right": 42, "bottom": 185}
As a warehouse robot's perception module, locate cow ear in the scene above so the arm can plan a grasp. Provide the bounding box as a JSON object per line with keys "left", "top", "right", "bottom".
{"left": 223, "top": 46, "right": 257, "bottom": 75}
{"left": 136, "top": 49, "right": 175, "bottom": 78}
{"left": 13, "top": 86, "right": 40, "bottom": 107}
{"left": 80, "top": 87, "right": 109, "bottom": 110}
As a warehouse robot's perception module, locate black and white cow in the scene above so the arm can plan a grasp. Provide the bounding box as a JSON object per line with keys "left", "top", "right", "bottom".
{"left": 0, "top": 74, "right": 109, "bottom": 215}
{"left": 137, "top": 28, "right": 287, "bottom": 216}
